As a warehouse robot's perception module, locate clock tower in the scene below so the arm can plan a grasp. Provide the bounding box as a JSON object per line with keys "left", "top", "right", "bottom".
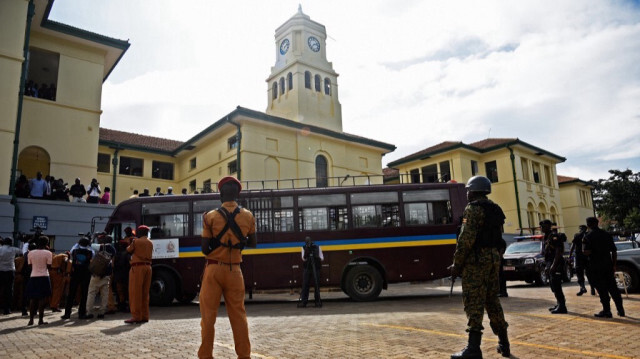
{"left": 266, "top": 6, "right": 343, "bottom": 132}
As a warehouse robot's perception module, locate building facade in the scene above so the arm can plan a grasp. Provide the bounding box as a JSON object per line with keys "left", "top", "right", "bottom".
{"left": 95, "top": 7, "right": 395, "bottom": 203}
{"left": 386, "top": 138, "right": 579, "bottom": 235}
{"left": 558, "top": 176, "right": 595, "bottom": 236}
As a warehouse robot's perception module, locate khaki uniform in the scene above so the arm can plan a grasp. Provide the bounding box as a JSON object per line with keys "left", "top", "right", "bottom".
{"left": 49, "top": 253, "right": 68, "bottom": 310}
{"left": 453, "top": 198, "right": 508, "bottom": 334}
{"left": 127, "top": 236, "right": 153, "bottom": 321}
{"left": 198, "top": 201, "right": 256, "bottom": 359}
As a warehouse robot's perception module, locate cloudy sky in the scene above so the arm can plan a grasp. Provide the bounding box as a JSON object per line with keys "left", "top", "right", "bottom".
{"left": 50, "top": 0, "right": 640, "bottom": 182}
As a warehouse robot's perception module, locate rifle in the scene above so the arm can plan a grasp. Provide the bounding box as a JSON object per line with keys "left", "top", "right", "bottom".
{"left": 447, "top": 264, "right": 456, "bottom": 297}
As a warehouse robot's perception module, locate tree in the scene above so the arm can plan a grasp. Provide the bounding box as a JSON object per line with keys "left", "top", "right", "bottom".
{"left": 593, "top": 169, "right": 640, "bottom": 232}
{"left": 623, "top": 208, "right": 640, "bottom": 234}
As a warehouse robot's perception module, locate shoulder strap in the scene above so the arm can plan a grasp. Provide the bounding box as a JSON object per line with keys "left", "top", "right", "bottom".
{"left": 215, "top": 207, "right": 247, "bottom": 250}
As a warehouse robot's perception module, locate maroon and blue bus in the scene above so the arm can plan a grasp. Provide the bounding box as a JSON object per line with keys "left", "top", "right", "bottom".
{"left": 104, "top": 182, "right": 466, "bottom": 305}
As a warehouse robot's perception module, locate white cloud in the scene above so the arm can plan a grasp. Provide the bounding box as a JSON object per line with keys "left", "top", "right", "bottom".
{"left": 52, "top": 0, "right": 640, "bottom": 181}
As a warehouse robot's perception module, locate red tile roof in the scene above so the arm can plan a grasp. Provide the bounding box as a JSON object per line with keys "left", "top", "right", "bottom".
{"left": 99, "top": 128, "right": 183, "bottom": 152}
{"left": 557, "top": 175, "right": 579, "bottom": 184}
{"left": 468, "top": 138, "right": 517, "bottom": 149}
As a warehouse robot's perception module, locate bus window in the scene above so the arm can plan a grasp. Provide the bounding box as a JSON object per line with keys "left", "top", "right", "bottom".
{"left": 402, "top": 189, "right": 452, "bottom": 225}
{"left": 142, "top": 202, "right": 189, "bottom": 238}
{"left": 194, "top": 200, "right": 218, "bottom": 236}
{"left": 246, "top": 196, "right": 294, "bottom": 233}
{"left": 298, "top": 194, "right": 347, "bottom": 231}
{"left": 351, "top": 192, "right": 400, "bottom": 228}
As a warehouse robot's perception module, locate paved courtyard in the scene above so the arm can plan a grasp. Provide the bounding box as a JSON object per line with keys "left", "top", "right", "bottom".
{"left": 0, "top": 281, "right": 638, "bottom": 359}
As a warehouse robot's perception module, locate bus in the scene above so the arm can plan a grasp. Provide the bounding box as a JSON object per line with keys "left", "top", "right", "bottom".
{"left": 104, "top": 181, "right": 467, "bottom": 305}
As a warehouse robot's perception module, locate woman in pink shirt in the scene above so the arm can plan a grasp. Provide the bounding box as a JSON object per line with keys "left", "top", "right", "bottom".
{"left": 99, "top": 187, "right": 111, "bottom": 204}
{"left": 25, "top": 236, "right": 53, "bottom": 326}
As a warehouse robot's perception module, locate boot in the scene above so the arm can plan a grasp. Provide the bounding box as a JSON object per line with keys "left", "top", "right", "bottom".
{"left": 551, "top": 305, "right": 567, "bottom": 314}
{"left": 451, "top": 331, "right": 482, "bottom": 359}
{"left": 496, "top": 329, "right": 510, "bottom": 357}
{"left": 548, "top": 304, "right": 558, "bottom": 312}
{"left": 576, "top": 287, "right": 587, "bottom": 296}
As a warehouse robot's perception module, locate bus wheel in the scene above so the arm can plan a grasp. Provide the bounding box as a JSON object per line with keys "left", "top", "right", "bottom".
{"left": 345, "top": 265, "right": 383, "bottom": 301}
{"left": 150, "top": 270, "right": 176, "bottom": 306}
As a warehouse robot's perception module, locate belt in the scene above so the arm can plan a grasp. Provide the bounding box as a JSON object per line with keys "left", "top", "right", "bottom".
{"left": 130, "top": 262, "right": 151, "bottom": 267}
{"left": 207, "top": 259, "right": 240, "bottom": 266}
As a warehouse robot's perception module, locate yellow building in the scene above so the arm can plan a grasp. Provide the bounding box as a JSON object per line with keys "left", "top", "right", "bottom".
{"left": 96, "top": 7, "right": 395, "bottom": 203}
{"left": 386, "top": 138, "right": 571, "bottom": 235}
{"left": 1, "top": 0, "right": 129, "bottom": 194}
{"left": 558, "top": 175, "right": 595, "bottom": 237}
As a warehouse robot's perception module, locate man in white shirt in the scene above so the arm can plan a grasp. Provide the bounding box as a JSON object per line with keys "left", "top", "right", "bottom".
{"left": 298, "top": 237, "right": 324, "bottom": 308}
{"left": 0, "top": 237, "right": 23, "bottom": 314}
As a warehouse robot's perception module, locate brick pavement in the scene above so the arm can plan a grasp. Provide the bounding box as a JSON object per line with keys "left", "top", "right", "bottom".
{"left": 0, "top": 281, "right": 638, "bottom": 358}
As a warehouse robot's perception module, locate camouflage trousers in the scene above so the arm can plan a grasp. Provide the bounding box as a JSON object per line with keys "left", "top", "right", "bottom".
{"left": 461, "top": 248, "right": 509, "bottom": 334}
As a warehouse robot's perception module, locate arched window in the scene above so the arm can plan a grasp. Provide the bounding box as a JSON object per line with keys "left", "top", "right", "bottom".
{"left": 315, "top": 155, "right": 328, "bottom": 188}
{"left": 314, "top": 74, "right": 321, "bottom": 92}
{"left": 279, "top": 77, "right": 285, "bottom": 95}
{"left": 324, "top": 78, "right": 331, "bottom": 95}
{"left": 304, "top": 71, "right": 311, "bottom": 89}
{"left": 272, "top": 82, "right": 278, "bottom": 99}
{"left": 287, "top": 72, "right": 293, "bottom": 91}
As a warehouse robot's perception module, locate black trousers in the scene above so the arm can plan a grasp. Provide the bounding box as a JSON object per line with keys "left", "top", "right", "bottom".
{"left": 64, "top": 269, "right": 91, "bottom": 316}
{"left": 300, "top": 264, "right": 321, "bottom": 304}
{"left": 592, "top": 268, "right": 623, "bottom": 312}
{"left": 550, "top": 272, "right": 565, "bottom": 306}
{"left": 575, "top": 255, "right": 593, "bottom": 289}
{"left": 0, "top": 271, "right": 15, "bottom": 313}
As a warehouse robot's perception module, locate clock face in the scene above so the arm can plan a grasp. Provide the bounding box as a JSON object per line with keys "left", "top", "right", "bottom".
{"left": 307, "top": 36, "right": 320, "bottom": 52}
{"left": 279, "top": 39, "right": 290, "bottom": 55}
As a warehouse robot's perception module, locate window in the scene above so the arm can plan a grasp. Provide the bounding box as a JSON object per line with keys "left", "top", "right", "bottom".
{"left": 246, "top": 197, "right": 294, "bottom": 234}
{"left": 471, "top": 160, "right": 478, "bottom": 176}
{"left": 202, "top": 179, "right": 212, "bottom": 193}
{"left": 521, "top": 158, "right": 530, "bottom": 181}
{"left": 287, "top": 72, "right": 293, "bottom": 91}
{"left": 189, "top": 158, "right": 196, "bottom": 170}
{"left": 228, "top": 160, "right": 237, "bottom": 175}
{"left": 314, "top": 74, "right": 321, "bottom": 92}
{"left": 410, "top": 169, "right": 420, "bottom": 183}
{"left": 439, "top": 161, "right": 451, "bottom": 182}
{"left": 421, "top": 164, "right": 438, "bottom": 183}
{"left": 97, "top": 153, "right": 110, "bottom": 173}
{"left": 315, "top": 155, "right": 328, "bottom": 187}
{"left": 532, "top": 162, "right": 541, "bottom": 183}
{"left": 402, "top": 189, "right": 452, "bottom": 225}
{"left": 119, "top": 156, "right": 143, "bottom": 176}
{"left": 324, "top": 78, "right": 331, "bottom": 95}
{"left": 26, "top": 48, "right": 59, "bottom": 101}
{"left": 272, "top": 82, "right": 278, "bottom": 99}
{"left": 142, "top": 202, "right": 189, "bottom": 239}
{"left": 228, "top": 136, "right": 238, "bottom": 151}
{"left": 305, "top": 71, "right": 311, "bottom": 89}
{"left": 298, "top": 194, "right": 347, "bottom": 231}
{"left": 351, "top": 192, "right": 400, "bottom": 228}
{"left": 189, "top": 180, "right": 196, "bottom": 192}
{"left": 279, "top": 77, "right": 285, "bottom": 95}
{"left": 485, "top": 161, "right": 498, "bottom": 183}
{"left": 152, "top": 161, "right": 174, "bottom": 180}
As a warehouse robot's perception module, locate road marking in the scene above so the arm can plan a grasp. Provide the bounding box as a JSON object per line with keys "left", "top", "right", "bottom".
{"left": 362, "top": 323, "right": 633, "bottom": 359}
{"left": 506, "top": 311, "right": 637, "bottom": 326}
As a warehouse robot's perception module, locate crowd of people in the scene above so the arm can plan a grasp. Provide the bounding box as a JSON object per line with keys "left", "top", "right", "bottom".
{"left": 24, "top": 80, "right": 56, "bottom": 101}
{"left": 0, "top": 226, "right": 153, "bottom": 326}
{"left": 14, "top": 172, "right": 111, "bottom": 204}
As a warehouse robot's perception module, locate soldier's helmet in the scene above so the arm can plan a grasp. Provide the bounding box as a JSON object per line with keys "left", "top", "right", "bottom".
{"left": 465, "top": 175, "right": 492, "bottom": 194}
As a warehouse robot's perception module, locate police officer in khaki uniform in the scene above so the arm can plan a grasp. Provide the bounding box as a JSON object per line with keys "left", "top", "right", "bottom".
{"left": 199, "top": 176, "right": 256, "bottom": 359}
{"left": 124, "top": 225, "right": 153, "bottom": 324}
{"left": 49, "top": 251, "right": 68, "bottom": 312}
{"left": 450, "top": 176, "right": 510, "bottom": 359}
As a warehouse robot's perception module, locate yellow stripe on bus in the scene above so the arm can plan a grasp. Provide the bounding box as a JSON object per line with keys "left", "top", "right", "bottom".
{"left": 177, "top": 238, "right": 456, "bottom": 257}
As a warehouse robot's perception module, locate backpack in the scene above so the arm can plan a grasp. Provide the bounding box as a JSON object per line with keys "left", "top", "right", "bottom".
{"left": 72, "top": 247, "right": 93, "bottom": 269}
{"left": 89, "top": 245, "right": 113, "bottom": 276}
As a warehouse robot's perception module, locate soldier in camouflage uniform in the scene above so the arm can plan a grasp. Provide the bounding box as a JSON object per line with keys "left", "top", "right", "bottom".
{"left": 450, "top": 176, "right": 510, "bottom": 359}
